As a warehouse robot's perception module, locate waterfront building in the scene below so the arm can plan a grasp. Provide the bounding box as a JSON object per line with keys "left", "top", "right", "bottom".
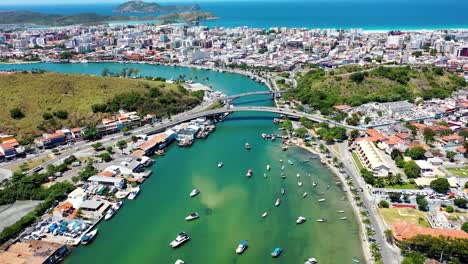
{"left": 392, "top": 222, "right": 468, "bottom": 241}
{"left": 87, "top": 176, "right": 126, "bottom": 189}
{"left": 356, "top": 139, "right": 390, "bottom": 177}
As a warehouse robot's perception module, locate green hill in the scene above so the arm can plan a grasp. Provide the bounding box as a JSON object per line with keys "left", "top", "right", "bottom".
{"left": 0, "top": 72, "right": 203, "bottom": 140}
{"left": 114, "top": 0, "right": 200, "bottom": 13}
{"left": 289, "top": 65, "right": 467, "bottom": 114}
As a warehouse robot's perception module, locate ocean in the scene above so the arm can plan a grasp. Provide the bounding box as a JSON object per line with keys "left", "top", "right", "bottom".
{"left": 1, "top": 0, "right": 467, "bottom": 30}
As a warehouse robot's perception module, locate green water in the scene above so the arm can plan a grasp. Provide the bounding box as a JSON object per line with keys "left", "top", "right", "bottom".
{"left": 0, "top": 63, "right": 365, "bottom": 263}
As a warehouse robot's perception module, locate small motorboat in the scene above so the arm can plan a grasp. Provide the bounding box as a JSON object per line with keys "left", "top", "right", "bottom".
{"left": 236, "top": 241, "right": 248, "bottom": 254}
{"left": 246, "top": 169, "right": 253, "bottom": 177}
{"left": 282, "top": 146, "right": 288, "bottom": 151}
{"left": 190, "top": 189, "right": 200, "bottom": 197}
{"left": 305, "top": 257, "right": 318, "bottom": 264}
{"left": 275, "top": 198, "right": 280, "bottom": 207}
{"left": 288, "top": 160, "right": 294, "bottom": 165}
{"left": 218, "top": 162, "right": 223, "bottom": 168}
{"left": 340, "top": 217, "right": 348, "bottom": 220}
{"left": 170, "top": 232, "right": 190, "bottom": 248}
{"left": 175, "top": 260, "right": 185, "bottom": 264}
{"left": 281, "top": 166, "right": 285, "bottom": 170}
{"left": 298, "top": 182, "right": 303, "bottom": 186}
{"left": 281, "top": 174, "right": 286, "bottom": 179}
{"left": 104, "top": 208, "right": 115, "bottom": 220}
{"left": 317, "top": 218, "right": 327, "bottom": 222}
{"left": 261, "top": 212, "right": 268, "bottom": 218}
{"left": 296, "top": 173, "right": 300, "bottom": 178}
{"left": 318, "top": 198, "right": 326, "bottom": 202}
{"left": 245, "top": 143, "right": 251, "bottom": 150}
{"left": 264, "top": 173, "right": 267, "bottom": 178}
{"left": 81, "top": 229, "right": 98, "bottom": 245}
{"left": 185, "top": 212, "right": 200, "bottom": 221}
{"left": 352, "top": 258, "right": 360, "bottom": 263}
{"left": 296, "top": 216, "right": 307, "bottom": 224}
{"left": 302, "top": 192, "right": 308, "bottom": 198}
{"left": 281, "top": 188, "right": 285, "bottom": 195}
{"left": 312, "top": 182, "right": 317, "bottom": 187}
{"left": 114, "top": 201, "right": 123, "bottom": 210}
{"left": 327, "top": 185, "right": 330, "bottom": 189}
{"left": 271, "top": 247, "right": 283, "bottom": 257}
{"left": 337, "top": 210, "right": 345, "bottom": 213}
{"left": 271, "top": 136, "right": 276, "bottom": 141}
{"left": 279, "top": 159, "right": 283, "bottom": 163}
{"left": 266, "top": 164, "right": 271, "bottom": 171}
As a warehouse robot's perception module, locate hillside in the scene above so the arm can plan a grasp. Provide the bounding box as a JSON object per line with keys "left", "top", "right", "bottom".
{"left": 289, "top": 65, "right": 467, "bottom": 113}
{"left": 156, "top": 11, "right": 219, "bottom": 22}
{"left": 114, "top": 0, "right": 200, "bottom": 13}
{"left": 0, "top": 72, "right": 203, "bottom": 140}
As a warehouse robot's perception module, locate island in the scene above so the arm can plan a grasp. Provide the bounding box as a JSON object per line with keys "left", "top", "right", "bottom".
{"left": 114, "top": 0, "right": 200, "bottom": 13}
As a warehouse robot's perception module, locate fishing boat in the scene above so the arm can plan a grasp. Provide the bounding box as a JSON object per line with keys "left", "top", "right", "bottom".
{"left": 236, "top": 241, "right": 248, "bottom": 254}
{"left": 352, "top": 258, "right": 360, "bottom": 263}
{"left": 305, "top": 257, "right": 318, "bottom": 264}
{"left": 104, "top": 208, "right": 115, "bottom": 220}
{"left": 246, "top": 169, "right": 253, "bottom": 177}
{"left": 281, "top": 188, "right": 285, "bottom": 195}
{"left": 185, "top": 212, "right": 200, "bottom": 221}
{"left": 218, "top": 162, "right": 223, "bottom": 168}
{"left": 298, "top": 182, "right": 303, "bottom": 186}
{"left": 175, "top": 260, "right": 185, "bottom": 264}
{"left": 318, "top": 198, "right": 326, "bottom": 202}
{"left": 266, "top": 164, "right": 271, "bottom": 171}
{"left": 340, "top": 217, "right": 348, "bottom": 220}
{"left": 296, "top": 216, "right": 307, "bottom": 224}
{"left": 271, "top": 247, "right": 283, "bottom": 257}
{"left": 316, "top": 218, "right": 327, "bottom": 222}
{"left": 81, "top": 229, "right": 98, "bottom": 245}
{"left": 128, "top": 187, "right": 140, "bottom": 200}
{"left": 302, "top": 192, "right": 308, "bottom": 198}
{"left": 190, "top": 189, "right": 200, "bottom": 197}
{"left": 245, "top": 143, "right": 251, "bottom": 150}
{"left": 170, "top": 232, "right": 190, "bottom": 248}
{"left": 337, "top": 210, "right": 345, "bottom": 213}
{"left": 312, "top": 182, "right": 318, "bottom": 187}
{"left": 275, "top": 198, "right": 280, "bottom": 207}
{"left": 288, "top": 160, "right": 294, "bottom": 165}
{"left": 261, "top": 212, "right": 268, "bottom": 218}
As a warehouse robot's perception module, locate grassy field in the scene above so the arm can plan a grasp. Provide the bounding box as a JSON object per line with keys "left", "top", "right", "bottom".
{"left": 385, "top": 182, "right": 418, "bottom": 190}
{"left": 379, "top": 208, "right": 430, "bottom": 228}
{"left": 446, "top": 166, "right": 468, "bottom": 177}
{"left": 352, "top": 152, "right": 364, "bottom": 170}
{"left": 0, "top": 72, "right": 200, "bottom": 140}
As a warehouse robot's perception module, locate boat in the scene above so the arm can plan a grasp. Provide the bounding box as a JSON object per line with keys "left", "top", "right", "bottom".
{"left": 296, "top": 216, "right": 307, "bottom": 224}
{"left": 266, "top": 164, "right": 271, "bottom": 171}
{"left": 236, "top": 241, "right": 248, "bottom": 254}
{"left": 175, "top": 260, "right": 185, "bottom": 264}
{"left": 288, "top": 160, "right": 294, "bottom": 165}
{"left": 218, "top": 162, "right": 223, "bottom": 168}
{"left": 185, "top": 212, "right": 200, "bottom": 221}
{"left": 296, "top": 173, "right": 300, "bottom": 178}
{"left": 104, "top": 208, "right": 115, "bottom": 220}
{"left": 317, "top": 218, "right": 327, "bottom": 222}
{"left": 275, "top": 198, "right": 280, "bottom": 207}
{"left": 305, "top": 257, "right": 318, "bottom": 264}
{"left": 264, "top": 173, "right": 267, "bottom": 178}
{"left": 190, "top": 189, "right": 200, "bottom": 197}
{"left": 81, "top": 229, "right": 98, "bottom": 245}
{"left": 282, "top": 146, "right": 288, "bottom": 151}
{"left": 114, "top": 201, "right": 123, "bottom": 210}
{"left": 128, "top": 187, "right": 140, "bottom": 200}
{"left": 245, "top": 143, "right": 251, "bottom": 150}
{"left": 281, "top": 166, "right": 285, "bottom": 170}
{"left": 312, "top": 182, "right": 318, "bottom": 187}
{"left": 271, "top": 247, "right": 283, "bottom": 257}
{"left": 318, "top": 198, "right": 326, "bottom": 202}
{"left": 246, "top": 169, "right": 253, "bottom": 177}
{"left": 271, "top": 136, "right": 276, "bottom": 141}
{"left": 327, "top": 185, "right": 330, "bottom": 189}
{"left": 281, "top": 188, "right": 285, "bottom": 195}
{"left": 281, "top": 174, "right": 286, "bottom": 179}
{"left": 279, "top": 159, "right": 283, "bottom": 163}
{"left": 302, "top": 192, "right": 308, "bottom": 198}
{"left": 352, "top": 258, "right": 360, "bottom": 263}
{"left": 298, "top": 182, "right": 303, "bottom": 186}
{"left": 337, "top": 210, "right": 345, "bottom": 213}
{"left": 261, "top": 212, "right": 268, "bottom": 218}
{"left": 340, "top": 217, "right": 348, "bottom": 220}
{"left": 170, "top": 232, "right": 190, "bottom": 248}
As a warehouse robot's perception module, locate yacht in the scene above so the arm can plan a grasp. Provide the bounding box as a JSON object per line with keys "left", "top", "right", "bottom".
{"left": 298, "top": 182, "right": 303, "bottom": 186}
{"left": 236, "top": 241, "right": 248, "bottom": 254}
{"left": 281, "top": 188, "right": 285, "bottom": 195}
{"left": 261, "top": 212, "right": 268, "bottom": 218}
{"left": 246, "top": 169, "right": 252, "bottom": 177}
{"left": 104, "top": 208, "right": 115, "bottom": 220}
{"left": 81, "top": 229, "right": 98, "bottom": 245}
{"left": 245, "top": 143, "right": 251, "bottom": 150}
{"left": 218, "top": 162, "right": 223, "bottom": 168}
{"left": 302, "top": 192, "right": 308, "bottom": 198}
{"left": 275, "top": 198, "right": 280, "bottom": 207}
{"left": 318, "top": 198, "right": 326, "bottom": 202}
{"left": 305, "top": 257, "right": 318, "bottom": 264}
{"left": 190, "top": 189, "right": 200, "bottom": 197}
{"left": 185, "top": 212, "right": 200, "bottom": 221}
{"left": 170, "top": 232, "right": 190, "bottom": 248}
{"left": 266, "top": 164, "right": 271, "bottom": 171}
{"left": 114, "top": 201, "right": 123, "bottom": 210}
{"left": 175, "top": 260, "right": 185, "bottom": 264}
{"left": 296, "top": 216, "right": 307, "bottom": 224}
{"left": 317, "top": 218, "right": 327, "bottom": 222}
{"left": 271, "top": 247, "right": 283, "bottom": 257}
{"left": 128, "top": 187, "right": 140, "bottom": 200}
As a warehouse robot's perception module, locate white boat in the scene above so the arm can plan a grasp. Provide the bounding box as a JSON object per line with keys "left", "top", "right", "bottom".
{"left": 337, "top": 210, "right": 345, "bottom": 213}
{"left": 279, "top": 159, "right": 283, "bottom": 163}
{"left": 113, "top": 201, "right": 123, "bottom": 210}
{"left": 281, "top": 166, "right": 285, "bottom": 170}
{"left": 128, "top": 187, "right": 140, "bottom": 200}
{"left": 298, "top": 182, "right": 303, "bottom": 186}
{"left": 104, "top": 208, "right": 115, "bottom": 220}
{"left": 275, "top": 198, "right": 280, "bottom": 207}
{"left": 246, "top": 169, "right": 252, "bottom": 177}
{"left": 271, "top": 136, "right": 276, "bottom": 141}
{"left": 190, "top": 189, "right": 200, "bottom": 197}
{"left": 296, "top": 173, "right": 300, "bottom": 178}
{"left": 175, "top": 260, "right": 185, "bottom": 264}
{"left": 170, "top": 232, "right": 190, "bottom": 248}
{"left": 281, "top": 188, "right": 285, "bottom": 195}
{"left": 245, "top": 143, "right": 251, "bottom": 150}
{"left": 264, "top": 173, "right": 267, "bottom": 178}
{"left": 261, "top": 212, "right": 268, "bottom": 218}
{"left": 305, "top": 257, "right": 318, "bottom": 264}
{"left": 236, "top": 241, "right": 248, "bottom": 254}
{"left": 288, "top": 160, "right": 294, "bottom": 165}
{"left": 302, "top": 192, "right": 308, "bottom": 198}
{"left": 317, "top": 218, "right": 327, "bottom": 222}
{"left": 340, "top": 217, "right": 348, "bottom": 220}
{"left": 266, "top": 164, "right": 271, "bottom": 171}
{"left": 218, "top": 162, "right": 223, "bottom": 168}
{"left": 312, "top": 182, "right": 317, "bottom": 187}
{"left": 185, "top": 212, "right": 200, "bottom": 221}
{"left": 296, "top": 216, "right": 307, "bottom": 224}
{"left": 318, "top": 198, "right": 326, "bottom": 202}
{"left": 81, "top": 229, "right": 98, "bottom": 245}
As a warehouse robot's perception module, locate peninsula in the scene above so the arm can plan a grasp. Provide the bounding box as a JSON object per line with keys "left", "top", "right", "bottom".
{"left": 114, "top": 0, "right": 200, "bottom": 13}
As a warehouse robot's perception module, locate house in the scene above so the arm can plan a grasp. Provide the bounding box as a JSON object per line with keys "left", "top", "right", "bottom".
{"left": 415, "top": 160, "right": 436, "bottom": 177}
{"left": 0, "top": 240, "right": 68, "bottom": 264}
{"left": 0, "top": 143, "right": 17, "bottom": 159}
{"left": 87, "top": 176, "right": 126, "bottom": 189}
{"left": 137, "top": 130, "right": 176, "bottom": 156}
{"left": 79, "top": 199, "right": 104, "bottom": 211}
{"left": 36, "top": 131, "right": 67, "bottom": 149}
{"left": 391, "top": 222, "right": 468, "bottom": 241}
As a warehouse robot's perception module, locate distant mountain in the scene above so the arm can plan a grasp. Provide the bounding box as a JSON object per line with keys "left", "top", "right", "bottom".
{"left": 114, "top": 0, "right": 200, "bottom": 13}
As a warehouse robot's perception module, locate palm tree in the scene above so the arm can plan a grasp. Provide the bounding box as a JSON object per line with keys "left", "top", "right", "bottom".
{"left": 374, "top": 178, "right": 385, "bottom": 188}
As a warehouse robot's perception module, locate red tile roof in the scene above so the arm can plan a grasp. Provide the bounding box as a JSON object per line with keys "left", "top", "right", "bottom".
{"left": 392, "top": 222, "right": 468, "bottom": 241}
{"left": 366, "top": 129, "right": 387, "bottom": 141}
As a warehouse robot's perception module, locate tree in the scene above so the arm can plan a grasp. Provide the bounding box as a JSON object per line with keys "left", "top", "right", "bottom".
{"left": 430, "top": 178, "right": 450, "bottom": 193}
{"left": 406, "top": 146, "right": 426, "bottom": 160}
{"left": 361, "top": 168, "right": 375, "bottom": 185}
{"left": 459, "top": 130, "right": 468, "bottom": 141}
{"left": 101, "top": 68, "right": 109, "bottom": 77}
{"left": 374, "top": 178, "right": 385, "bottom": 188}
{"left": 404, "top": 160, "right": 421, "bottom": 178}
{"left": 350, "top": 129, "right": 360, "bottom": 139}
{"left": 402, "top": 252, "right": 425, "bottom": 264}
{"left": 42, "top": 112, "right": 53, "bottom": 120}
{"left": 389, "top": 192, "right": 401, "bottom": 203}
{"left": 364, "top": 116, "right": 372, "bottom": 124}
{"left": 100, "top": 152, "right": 112, "bottom": 162}
{"left": 416, "top": 195, "right": 428, "bottom": 211}
{"left": 83, "top": 127, "right": 101, "bottom": 141}
{"left": 91, "top": 142, "right": 103, "bottom": 151}
{"left": 462, "top": 222, "right": 468, "bottom": 233}
{"left": 350, "top": 72, "right": 367, "bottom": 83}
{"left": 379, "top": 200, "right": 390, "bottom": 208}
{"left": 445, "top": 205, "right": 454, "bottom": 213}
{"left": 391, "top": 149, "right": 403, "bottom": 160}
{"left": 454, "top": 198, "right": 467, "bottom": 209}
{"left": 446, "top": 151, "right": 456, "bottom": 161}
{"left": 116, "top": 140, "right": 127, "bottom": 153}
{"left": 423, "top": 127, "right": 436, "bottom": 144}
{"left": 53, "top": 110, "right": 68, "bottom": 120}
{"left": 10, "top": 108, "right": 25, "bottom": 119}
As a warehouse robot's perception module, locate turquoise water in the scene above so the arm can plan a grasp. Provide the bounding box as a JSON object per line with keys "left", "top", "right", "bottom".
{"left": 0, "top": 62, "right": 365, "bottom": 263}
{"left": 1, "top": 0, "right": 467, "bottom": 30}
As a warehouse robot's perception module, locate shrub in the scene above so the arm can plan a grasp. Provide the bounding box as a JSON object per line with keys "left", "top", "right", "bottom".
{"left": 53, "top": 110, "right": 68, "bottom": 119}
{"left": 10, "top": 107, "right": 25, "bottom": 119}
{"left": 379, "top": 200, "right": 390, "bottom": 208}
{"left": 42, "top": 112, "right": 53, "bottom": 120}
{"left": 445, "top": 206, "right": 454, "bottom": 213}
{"left": 430, "top": 178, "right": 450, "bottom": 193}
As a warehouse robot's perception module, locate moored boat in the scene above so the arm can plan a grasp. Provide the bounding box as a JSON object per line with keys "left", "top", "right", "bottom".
{"left": 288, "top": 160, "right": 294, "bottom": 165}
{"left": 296, "top": 216, "right": 307, "bottom": 224}
{"left": 298, "top": 182, "right": 303, "bottom": 186}
{"left": 190, "top": 189, "right": 200, "bottom": 197}
{"left": 104, "top": 208, "right": 115, "bottom": 220}
{"left": 296, "top": 173, "right": 300, "bottom": 178}
{"left": 317, "top": 218, "right": 327, "bottom": 222}
{"left": 318, "top": 198, "right": 326, "bottom": 202}
{"left": 81, "top": 229, "right": 98, "bottom": 245}
{"left": 352, "top": 258, "right": 360, "bottom": 263}
{"left": 302, "top": 192, "right": 308, "bottom": 198}
{"left": 261, "top": 212, "right": 268, "bottom": 218}
{"left": 312, "top": 182, "right": 318, "bottom": 187}
{"left": 246, "top": 169, "right": 253, "bottom": 177}
{"left": 175, "top": 260, "right": 185, "bottom": 264}
{"left": 236, "top": 241, "right": 248, "bottom": 254}
{"left": 281, "top": 188, "right": 285, "bottom": 195}
{"left": 245, "top": 143, "right": 251, "bottom": 150}
{"left": 128, "top": 187, "right": 140, "bottom": 200}
{"left": 170, "top": 232, "right": 190, "bottom": 248}
{"left": 337, "top": 210, "right": 345, "bottom": 213}
{"left": 282, "top": 146, "right": 288, "bottom": 151}
{"left": 185, "top": 212, "right": 200, "bottom": 221}
{"left": 266, "top": 164, "right": 271, "bottom": 171}
{"left": 271, "top": 247, "right": 283, "bottom": 257}
{"left": 340, "top": 217, "right": 348, "bottom": 220}
{"left": 275, "top": 197, "right": 280, "bottom": 207}
{"left": 305, "top": 257, "right": 318, "bottom": 264}
{"left": 218, "top": 162, "right": 223, "bottom": 168}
